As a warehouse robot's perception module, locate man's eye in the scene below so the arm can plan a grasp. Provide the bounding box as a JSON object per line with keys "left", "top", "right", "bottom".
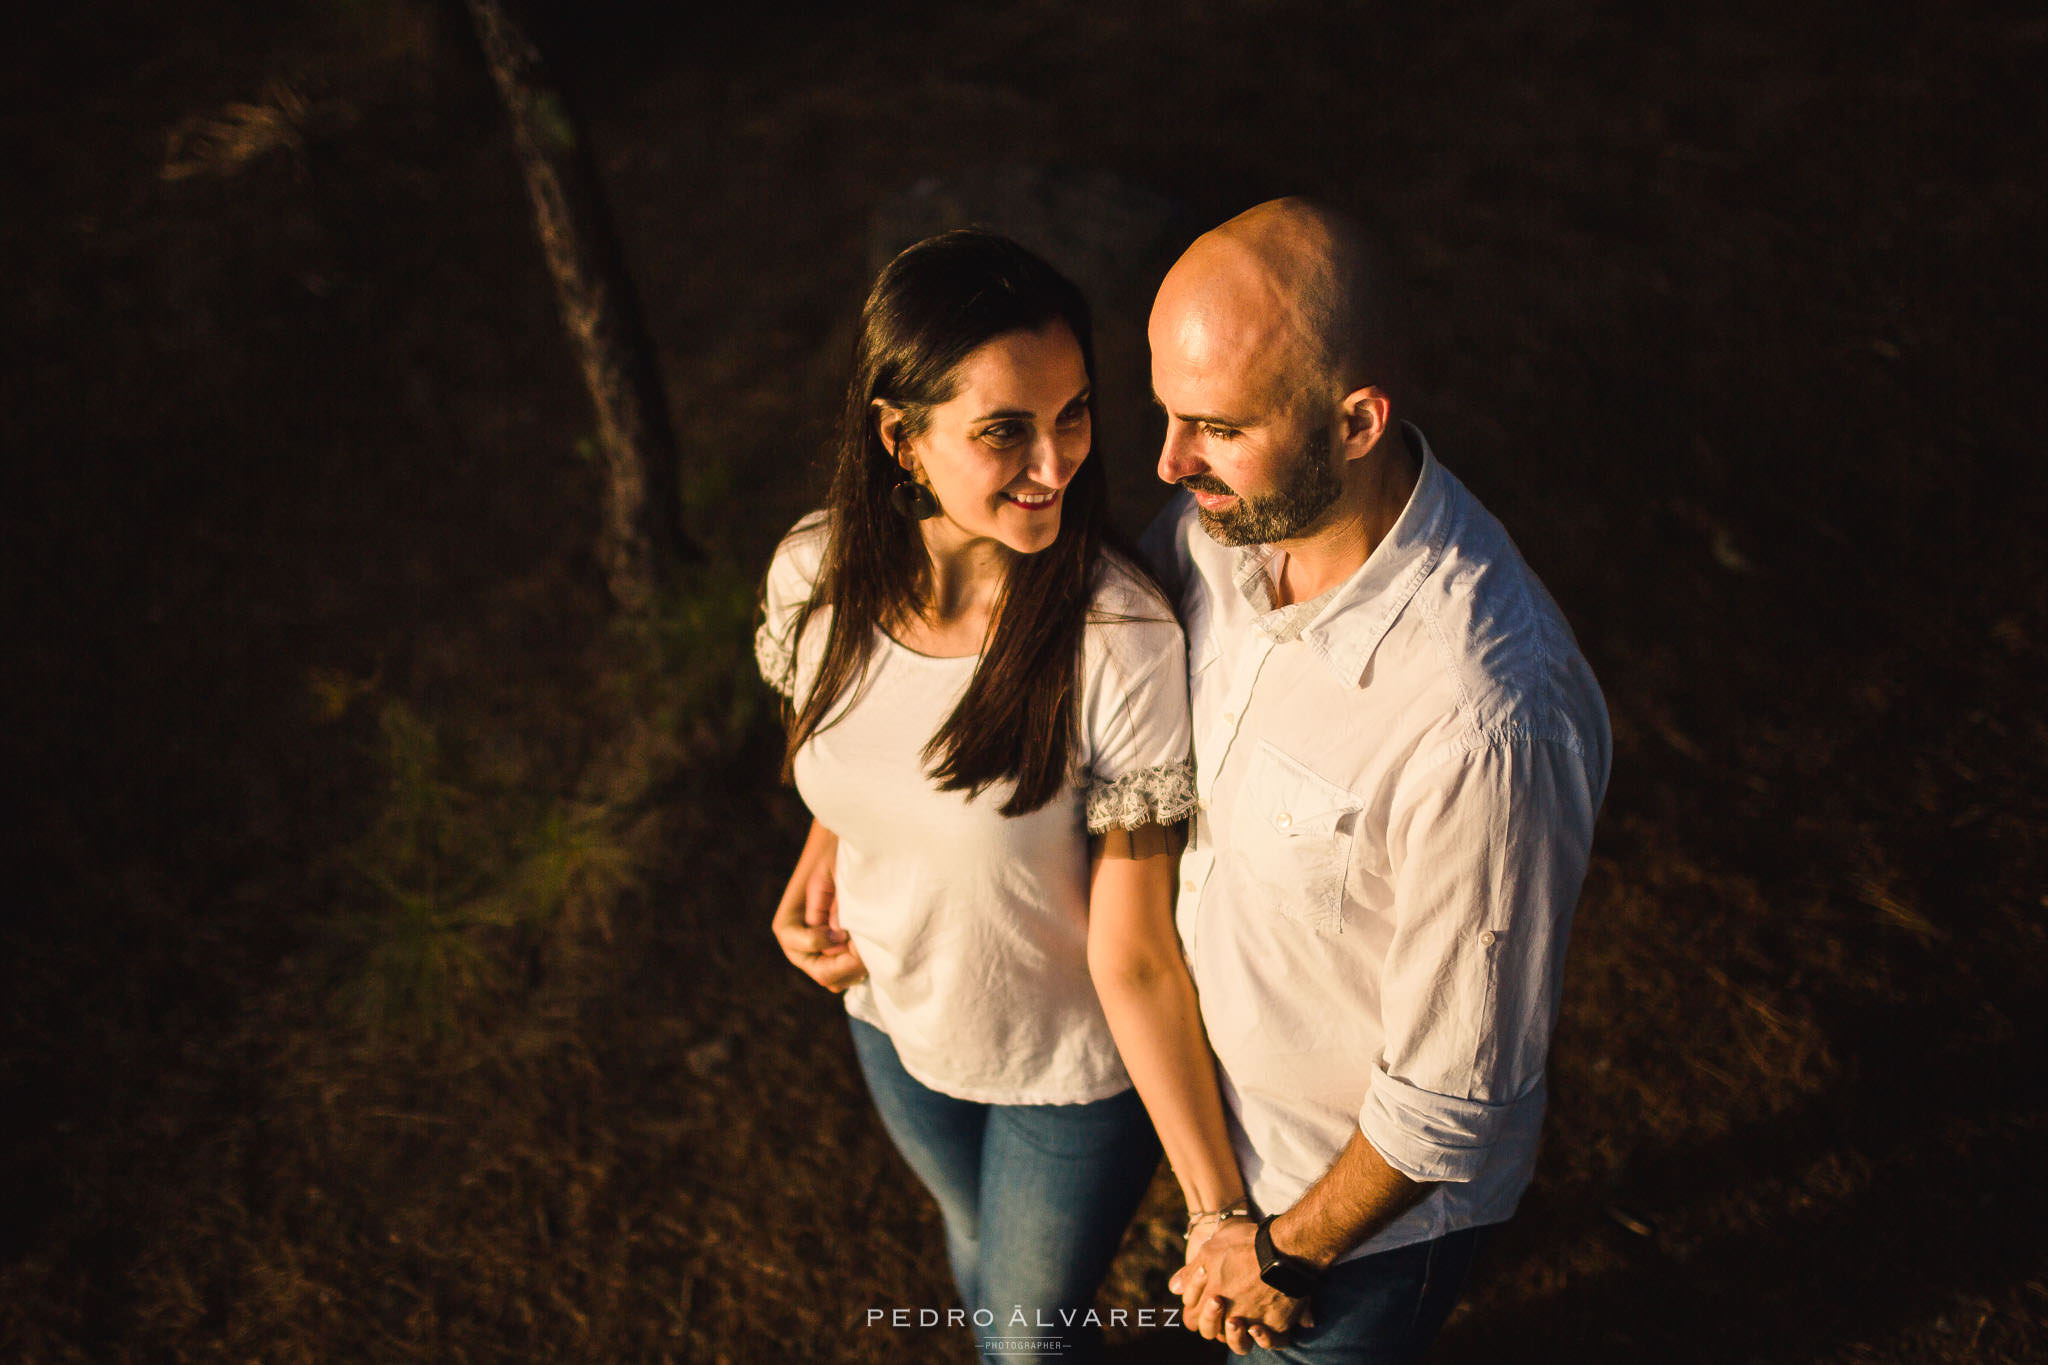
{"left": 1200, "top": 423, "right": 1240, "bottom": 440}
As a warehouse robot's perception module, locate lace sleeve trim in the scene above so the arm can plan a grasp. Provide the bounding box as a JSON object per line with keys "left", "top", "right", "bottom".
{"left": 755, "top": 622, "right": 796, "bottom": 699}
{"left": 1085, "top": 759, "right": 1196, "bottom": 834}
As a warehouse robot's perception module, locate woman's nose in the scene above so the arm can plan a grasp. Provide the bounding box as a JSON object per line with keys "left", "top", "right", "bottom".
{"left": 1030, "top": 430, "right": 1085, "bottom": 487}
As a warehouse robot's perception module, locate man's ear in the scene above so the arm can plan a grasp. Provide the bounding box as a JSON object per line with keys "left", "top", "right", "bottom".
{"left": 1338, "top": 386, "right": 1391, "bottom": 461}
{"left": 873, "top": 399, "right": 913, "bottom": 468}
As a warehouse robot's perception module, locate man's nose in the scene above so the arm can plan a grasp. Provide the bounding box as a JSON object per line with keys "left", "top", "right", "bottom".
{"left": 1157, "top": 423, "right": 1204, "bottom": 486}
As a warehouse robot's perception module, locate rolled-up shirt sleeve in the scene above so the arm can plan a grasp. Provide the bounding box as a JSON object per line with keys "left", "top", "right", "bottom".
{"left": 1358, "top": 732, "right": 1601, "bottom": 1183}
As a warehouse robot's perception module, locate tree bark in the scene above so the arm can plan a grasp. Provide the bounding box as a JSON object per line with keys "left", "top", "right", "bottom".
{"left": 464, "top": 0, "right": 689, "bottom": 612}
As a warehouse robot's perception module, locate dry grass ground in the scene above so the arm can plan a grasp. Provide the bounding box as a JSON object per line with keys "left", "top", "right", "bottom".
{"left": 2, "top": 1, "right": 2043, "bottom": 1361}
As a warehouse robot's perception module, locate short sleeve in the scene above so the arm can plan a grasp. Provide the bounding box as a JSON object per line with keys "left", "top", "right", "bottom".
{"left": 755, "top": 511, "right": 830, "bottom": 700}
{"left": 1079, "top": 562, "right": 1195, "bottom": 833}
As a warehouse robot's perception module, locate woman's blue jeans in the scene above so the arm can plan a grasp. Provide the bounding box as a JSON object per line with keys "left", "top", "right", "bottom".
{"left": 849, "top": 1017, "right": 1161, "bottom": 1363}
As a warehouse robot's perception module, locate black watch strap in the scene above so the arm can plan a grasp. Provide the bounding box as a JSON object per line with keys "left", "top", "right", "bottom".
{"left": 1254, "top": 1213, "right": 1322, "bottom": 1299}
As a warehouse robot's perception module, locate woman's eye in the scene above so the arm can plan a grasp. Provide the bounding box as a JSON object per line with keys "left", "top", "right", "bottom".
{"left": 979, "top": 422, "right": 1026, "bottom": 446}
{"left": 1056, "top": 404, "right": 1089, "bottom": 427}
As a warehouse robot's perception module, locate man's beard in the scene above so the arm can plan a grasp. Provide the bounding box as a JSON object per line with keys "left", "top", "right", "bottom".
{"left": 1184, "top": 425, "right": 1342, "bottom": 547}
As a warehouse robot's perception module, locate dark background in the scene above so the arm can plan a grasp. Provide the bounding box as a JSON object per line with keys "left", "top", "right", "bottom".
{"left": 3, "top": 0, "right": 2044, "bottom": 1360}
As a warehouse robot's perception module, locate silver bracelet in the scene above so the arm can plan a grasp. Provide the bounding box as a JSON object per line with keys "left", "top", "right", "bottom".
{"left": 1185, "top": 1199, "right": 1253, "bottom": 1239}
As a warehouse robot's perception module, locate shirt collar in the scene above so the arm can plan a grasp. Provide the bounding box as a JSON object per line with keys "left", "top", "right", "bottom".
{"left": 1230, "top": 422, "right": 1452, "bottom": 688}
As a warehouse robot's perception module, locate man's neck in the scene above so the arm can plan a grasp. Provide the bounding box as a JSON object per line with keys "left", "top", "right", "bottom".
{"left": 1269, "top": 436, "right": 1420, "bottom": 606}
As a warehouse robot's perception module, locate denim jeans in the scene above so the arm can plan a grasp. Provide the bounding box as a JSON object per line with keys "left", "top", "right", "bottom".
{"left": 1248, "top": 1224, "right": 1485, "bottom": 1364}
{"left": 849, "top": 1017, "right": 1161, "bottom": 1363}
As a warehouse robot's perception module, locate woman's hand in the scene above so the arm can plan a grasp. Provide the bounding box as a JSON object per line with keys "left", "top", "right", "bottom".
{"left": 773, "top": 896, "right": 868, "bottom": 993}
{"left": 771, "top": 821, "right": 868, "bottom": 993}
{"left": 1184, "top": 1212, "right": 1244, "bottom": 1265}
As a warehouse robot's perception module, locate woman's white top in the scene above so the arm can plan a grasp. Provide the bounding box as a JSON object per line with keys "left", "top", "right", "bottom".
{"left": 756, "top": 512, "right": 1195, "bottom": 1105}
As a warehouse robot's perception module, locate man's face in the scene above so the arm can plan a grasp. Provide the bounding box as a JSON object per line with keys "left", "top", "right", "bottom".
{"left": 1174, "top": 421, "right": 1341, "bottom": 546}
{"left": 1149, "top": 276, "right": 1342, "bottom": 547}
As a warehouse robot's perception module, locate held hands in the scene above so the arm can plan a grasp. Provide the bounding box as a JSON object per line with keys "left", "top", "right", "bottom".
{"left": 770, "top": 848, "right": 868, "bottom": 993}
{"left": 1168, "top": 1218, "right": 1313, "bottom": 1356}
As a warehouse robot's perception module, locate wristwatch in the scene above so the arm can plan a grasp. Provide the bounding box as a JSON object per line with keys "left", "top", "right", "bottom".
{"left": 1254, "top": 1214, "right": 1322, "bottom": 1299}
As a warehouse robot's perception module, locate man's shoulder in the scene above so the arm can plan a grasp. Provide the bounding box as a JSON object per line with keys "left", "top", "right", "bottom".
{"left": 1406, "top": 473, "right": 1605, "bottom": 756}
{"left": 1418, "top": 474, "right": 1567, "bottom": 660}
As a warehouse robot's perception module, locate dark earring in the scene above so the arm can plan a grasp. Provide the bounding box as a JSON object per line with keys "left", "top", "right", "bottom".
{"left": 890, "top": 476, "right": 941, "bottom": 520}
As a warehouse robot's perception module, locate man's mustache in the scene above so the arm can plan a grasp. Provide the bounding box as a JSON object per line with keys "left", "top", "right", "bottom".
{"left": 1179, "top": 474, "right": 1234, "bottom": 496}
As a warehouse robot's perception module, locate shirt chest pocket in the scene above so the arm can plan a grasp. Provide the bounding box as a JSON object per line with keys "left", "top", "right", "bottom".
{"left": 1241, "top": 741, "right": 1364, "bottom": 934}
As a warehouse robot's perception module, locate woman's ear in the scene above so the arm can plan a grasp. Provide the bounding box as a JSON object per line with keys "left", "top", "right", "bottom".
{"left": 873, "top": 399, "right": 912, "bottom": 467}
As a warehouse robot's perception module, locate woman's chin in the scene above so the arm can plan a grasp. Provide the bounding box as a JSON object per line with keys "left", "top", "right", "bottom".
{"left": 1003, "top": 521, "right": 1063, "bottom": 555}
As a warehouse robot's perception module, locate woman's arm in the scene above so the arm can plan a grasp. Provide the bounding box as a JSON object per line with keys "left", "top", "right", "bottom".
{"left": 771, "top": 819, "right": 866, "bottom": 993}
{"left": 1087, "top": 825, "right": 1245, "bottom": 1223}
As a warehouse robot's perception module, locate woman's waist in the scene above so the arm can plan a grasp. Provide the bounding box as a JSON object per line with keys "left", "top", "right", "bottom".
{"left": 847, "top": 973, "right": 1129, "bottom": 1105}
{"left": 835, "top": 882, "right": 1088, "bottom": 977}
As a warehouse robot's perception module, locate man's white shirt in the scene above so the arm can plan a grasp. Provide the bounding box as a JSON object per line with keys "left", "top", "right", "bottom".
{"left": 1143, "top": 425, "right": 1611, "bottom": 1262}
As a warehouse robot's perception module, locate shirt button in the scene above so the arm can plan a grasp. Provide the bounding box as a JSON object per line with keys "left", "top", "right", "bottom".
{"left": 1224, "top": 710, "right": 1238, "bottom": 725}
{"left": 1275, "top": 812, "right": 1292, "bottom": 828}
{"left": 1481, "top": 930, "right": 1498, "bottom": 946}
{"left": 1182, "top": 878, "right": 1197, "bottom": 893}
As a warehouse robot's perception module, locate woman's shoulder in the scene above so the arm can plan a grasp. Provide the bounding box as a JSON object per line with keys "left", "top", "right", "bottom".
{"left": 1086, "top": 545, "right": 1180, "bottom": 631}
{"left": 772, "top": 509, "right": 831, "bottom": 569}
{"left": 764, "top": 509, "right": 832, "bottom": 597}
{"left": 1082, "top": 547, "right": 1184, "bottom": 687}
{"left": 760, "top": 510, "right": 835, "bottom": 653}
{"left": 1076, "top": 547, "right": 1192, "bottom": 783}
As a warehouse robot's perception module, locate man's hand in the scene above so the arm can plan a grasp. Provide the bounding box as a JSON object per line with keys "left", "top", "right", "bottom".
{"left": 771, "top": 833, "right": 867, "bottom": 993}
{"left": 1168, "top": 1218, "right": 1312, "bottom": 1355}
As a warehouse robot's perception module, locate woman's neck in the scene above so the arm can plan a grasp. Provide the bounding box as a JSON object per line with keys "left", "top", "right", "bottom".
{"left": 893, "top": 519, "right": 1015, "bottom": 655}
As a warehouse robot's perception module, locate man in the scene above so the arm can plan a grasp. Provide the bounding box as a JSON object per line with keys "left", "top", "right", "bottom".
{"left": 1142, "top": 198, "right": 1610, "bottom": 1361}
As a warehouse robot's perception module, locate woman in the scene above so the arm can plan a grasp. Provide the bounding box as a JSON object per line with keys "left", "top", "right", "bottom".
{"left": 755, "top": 231, "right": 1245, "bottom": 1361}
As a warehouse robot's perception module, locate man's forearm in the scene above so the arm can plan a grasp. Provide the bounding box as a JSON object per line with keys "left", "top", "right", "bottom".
{"left": 1269, "top": 1130, "right": 1432, "bottom": 1268}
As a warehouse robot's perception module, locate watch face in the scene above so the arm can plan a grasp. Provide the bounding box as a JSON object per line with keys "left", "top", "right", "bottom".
{"left": 1261, "top": 1257, "right": 1319, "bottom": 1300}
{"left": 1255, "top": 1217, "right": 1320, "bottom": 1299}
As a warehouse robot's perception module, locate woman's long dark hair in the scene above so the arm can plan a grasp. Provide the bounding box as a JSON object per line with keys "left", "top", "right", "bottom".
{"left": 779, "top": 230, "right": 1109, "bottom": 817}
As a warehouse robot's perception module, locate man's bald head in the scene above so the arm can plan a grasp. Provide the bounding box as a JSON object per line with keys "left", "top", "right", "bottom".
{"left": 1153, "top": 197, "right": 1397, "bottom": 406}
{"left": 1152, "top": 199, "right": 1415, "bottom": 561}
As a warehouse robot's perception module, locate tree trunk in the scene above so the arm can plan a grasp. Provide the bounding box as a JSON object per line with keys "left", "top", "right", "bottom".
{"left": 464, "top": 0, "right": 689, "bottom": 612}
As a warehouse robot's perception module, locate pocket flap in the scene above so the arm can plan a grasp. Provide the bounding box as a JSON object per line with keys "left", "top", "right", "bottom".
{"left": 1249, "top": 741, "right": 1362, "bottom": 837}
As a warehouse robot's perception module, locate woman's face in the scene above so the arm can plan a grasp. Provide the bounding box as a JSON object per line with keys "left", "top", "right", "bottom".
{"left": 886, "top": 322, "right": 1092, "bottom": 560}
